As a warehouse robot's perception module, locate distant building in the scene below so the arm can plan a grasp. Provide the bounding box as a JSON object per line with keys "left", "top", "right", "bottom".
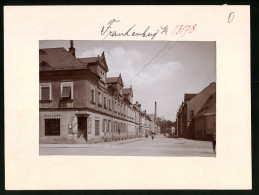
{"left": 176, "top": 82, "right": 216, "bottom": 139}
{"left": 176, "top": 93, "right": 197, "bottom": 137}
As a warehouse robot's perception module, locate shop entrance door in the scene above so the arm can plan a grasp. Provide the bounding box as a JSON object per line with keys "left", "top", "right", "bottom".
{"left": 78, "top": 117, "right": 87, "bottom": 141}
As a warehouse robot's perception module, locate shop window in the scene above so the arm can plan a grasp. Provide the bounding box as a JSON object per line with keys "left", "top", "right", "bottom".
{"left": 45, "top": 119, "right": 60, "bottom": 136}
{"left": 95, "top": 120, "right": 100, "bottom": 136}
{"left": 108, "top": 120, "right": 111, "bottom": 132}
{"left": 114, "top": 122, "right": 117, "bottom": 132}
{"left": 103, "top": 119, "right": 107, "bottom": 132}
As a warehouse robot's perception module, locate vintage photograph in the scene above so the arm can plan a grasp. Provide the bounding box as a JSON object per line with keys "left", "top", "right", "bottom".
{"left": 39, "top": 40, "right": 216, "bottom": 156}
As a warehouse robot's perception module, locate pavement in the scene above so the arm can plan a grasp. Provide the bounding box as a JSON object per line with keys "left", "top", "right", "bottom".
{"left": 39, "top": 135, "right": 216, "bottom": 157}
{"left": 40, "top": 137, "right": 145, "bottom": 148}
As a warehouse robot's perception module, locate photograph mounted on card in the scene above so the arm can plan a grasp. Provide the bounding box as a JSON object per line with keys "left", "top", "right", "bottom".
{"left": 39, "top": 40, "right": 216, "bottom": 157}
{"left": 4, "top": 6, "right": 251, "bottom": 190}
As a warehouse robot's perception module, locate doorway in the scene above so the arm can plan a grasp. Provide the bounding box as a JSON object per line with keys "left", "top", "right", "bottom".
{"left": 78, "top": 117, "right": 87, "bottom": 141}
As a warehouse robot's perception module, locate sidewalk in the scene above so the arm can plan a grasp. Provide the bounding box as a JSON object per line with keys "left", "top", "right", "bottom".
{"left": 40, "top": 137, "right": 145, "bottom": 148}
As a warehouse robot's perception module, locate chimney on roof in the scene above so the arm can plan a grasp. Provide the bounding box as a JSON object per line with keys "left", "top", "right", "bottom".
{"left": 69, "top": 40, "right": 76, "bottom": 57}
{"left": 155, "top": 101, "right": 157, "bottom": 120}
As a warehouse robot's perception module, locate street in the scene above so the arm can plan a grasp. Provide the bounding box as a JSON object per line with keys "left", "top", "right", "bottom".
{"left": 40, "top": 135, "right": 216, "bottom": 157}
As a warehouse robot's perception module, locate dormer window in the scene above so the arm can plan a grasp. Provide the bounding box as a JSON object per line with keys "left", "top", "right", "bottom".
{"left": 40, "top": 60, "right": 50, "bottom": 67}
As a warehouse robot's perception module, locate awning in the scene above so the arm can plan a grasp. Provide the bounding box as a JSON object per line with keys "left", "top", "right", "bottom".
{"left": 44, "top": 116, "right": 61, "bottom": 119}
{"left": 61, "top": 87, "right": 71, "bottom": 98}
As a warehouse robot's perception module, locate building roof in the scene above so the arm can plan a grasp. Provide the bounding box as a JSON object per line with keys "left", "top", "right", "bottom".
{"left": 77, "top": 57, "right": 99, "bottom": 64}
{"left": 106, "top": 77, "right": 119, "bottom": 83}
{"left": 78, "top": 51, "right": 109, "bottom": 72}
{"left": 106, "top": 73, "right": 124, "bottom": 87}
{"left": 187, "top": 82, "right": 216, "bottom": 106}
{"left": 39, "top": 48, "right": 83, "bottom": 70}
{"left": 195, "top": 92, "right": 216, "bottom": 117}
{"left": 40, "top": 47, "right": 109, "bottom": 72}
{"left": 184, "top": 93, "right": 197, "bottom": 102}
{"left": 122, "top": 87, "right": 133, "bottom": 96}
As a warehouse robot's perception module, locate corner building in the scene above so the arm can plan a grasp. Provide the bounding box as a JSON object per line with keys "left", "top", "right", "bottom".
{"left": 39, "top": 41, "right": 147, "bottom": 144}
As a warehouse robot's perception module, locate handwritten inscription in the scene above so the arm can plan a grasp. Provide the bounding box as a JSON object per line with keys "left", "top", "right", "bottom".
{"left": 100, "top": 19, "right": 197, "bottom": 40}
{"left": 173, "top": 24, "right": 197, "bottom": 37}
{"left": 228, "top": 12, "right": 235, "bottom": 23}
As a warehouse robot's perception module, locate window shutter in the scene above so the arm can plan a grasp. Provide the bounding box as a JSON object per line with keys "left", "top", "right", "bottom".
{"left": 41, "top": 87, "right": 50, "bottom": 100}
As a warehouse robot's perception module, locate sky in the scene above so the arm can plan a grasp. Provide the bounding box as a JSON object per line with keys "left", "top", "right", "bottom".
{"left": 39, "top": 40, "right": 216, "bottom": 121}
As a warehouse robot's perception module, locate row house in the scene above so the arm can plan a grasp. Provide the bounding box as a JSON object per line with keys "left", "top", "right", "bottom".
{"left": 175, "top": 82, "right": 216, "bottom": 139}
{"left": 39, "top": 41, "right": 152, "bottom": 144}
{"left": 175, "top": 93, "right": 197, "bottom": 137}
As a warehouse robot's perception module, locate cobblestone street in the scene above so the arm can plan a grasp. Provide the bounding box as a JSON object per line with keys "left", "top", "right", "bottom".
{"left": 40, "top": 135, "right": 216, "bottom": 157}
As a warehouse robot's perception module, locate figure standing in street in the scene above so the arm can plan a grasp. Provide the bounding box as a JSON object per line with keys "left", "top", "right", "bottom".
{"left": 212, "top": 131, "right": 216, "bottom": 154}
{"left": 151, "top": 133, "right": 155, "bottom": 141}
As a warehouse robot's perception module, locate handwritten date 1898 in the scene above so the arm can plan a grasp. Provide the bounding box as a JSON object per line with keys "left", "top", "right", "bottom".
{"left": 172, "top": 24, "right": 197, "bottom": 37}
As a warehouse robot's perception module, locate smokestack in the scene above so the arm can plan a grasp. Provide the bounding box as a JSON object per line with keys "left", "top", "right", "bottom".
{"left": 155, "top": 101, "right": 157, "bottom": 120}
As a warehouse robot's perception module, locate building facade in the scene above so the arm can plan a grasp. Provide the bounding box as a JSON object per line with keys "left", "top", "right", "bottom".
{"left": 194, "top": 92, "right": 216, "bottom": 140}
{"left": 39, "top": 41, "right": 152, "bottom": 144}
{"left": 175, "top": 82, "right": 216, "bottom": 139}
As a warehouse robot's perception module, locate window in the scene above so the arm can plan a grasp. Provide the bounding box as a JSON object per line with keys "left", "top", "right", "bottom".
{"left": 61, "top": 82, "right": 73, "bottom": 100}
{"left": 109, "top": 99, "right": 111, "bottom": 110}
{"left": 95, "top": 120, "right": 100, "bottom": 136}
{"left": 91, "top": 89, "right": 95, "bottom": 102}
{"left": 45, "top": 119, "right": 60, "bottom": 136}
{"left": 104, "top": 96, "right": 107, "bottom": 108}
{"left": 90, "top": 85, "right": 96, "bottom": 104}
{"left": 103, "top": 119, "right": 106, "bottom": 132}
{"left": 40, "top": 83, "right": 51, "bottom": 101}
{"left": 190, "top": 110, "right": 194, "bottom": 118}
{"left": 98, "top": 91, "right": 102, "bottom": 106}
{"left": 108, "top": 121, "right": 111, "bottom": 132}
{"left": 114, "top": 101, "right": 117, "bottom": 112}
{"left": 114, "top": 122, "right": 117, "bottom": 132}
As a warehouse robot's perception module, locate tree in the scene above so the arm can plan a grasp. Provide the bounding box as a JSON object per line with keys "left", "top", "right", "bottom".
{"left": 157, "top": 119, "right": 175, "bottom": 134}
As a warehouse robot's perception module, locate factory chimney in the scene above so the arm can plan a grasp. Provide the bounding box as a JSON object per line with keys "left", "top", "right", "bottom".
{"left": 155, "top": 101, "right": 157, "bottom": 120}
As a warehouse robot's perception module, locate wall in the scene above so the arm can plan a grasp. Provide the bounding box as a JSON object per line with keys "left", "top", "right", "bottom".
{"left": 194, "top": 117, "right": 206, "bottom": 139}
{"left": 194, "top": 114, "right": 216, "bottom": 140}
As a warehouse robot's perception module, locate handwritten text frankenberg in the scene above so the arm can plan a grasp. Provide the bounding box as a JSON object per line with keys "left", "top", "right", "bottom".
{"left": 100, "top": 19, "right": 168, "bottom": 40}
